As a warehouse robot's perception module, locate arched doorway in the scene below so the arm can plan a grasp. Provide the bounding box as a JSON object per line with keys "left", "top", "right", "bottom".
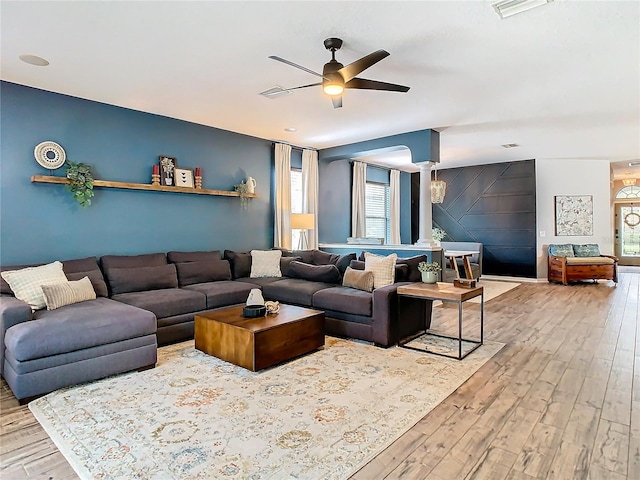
{"left": 614, "top": 185, "right": 640, "bottom": 265}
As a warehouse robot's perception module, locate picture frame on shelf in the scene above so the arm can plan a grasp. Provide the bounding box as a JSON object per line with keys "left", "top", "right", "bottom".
{"left": 174, "top": 168, "right": 195, "bottom": 188}
{"left": 159, "top": 155, "right": 177, "bottom": 186}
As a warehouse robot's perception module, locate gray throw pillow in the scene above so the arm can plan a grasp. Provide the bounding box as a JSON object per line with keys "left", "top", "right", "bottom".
{"left": 223, "top": 250, "right": 252, "bottom": 279}
{"left": 167, "top": 250, "right": 222, "bottom": 263}
{"left": 288, "top": 261, "right": 341, "bottom": 283}
{"left": 280, "top": 256, "right": 302, "bottom": 277}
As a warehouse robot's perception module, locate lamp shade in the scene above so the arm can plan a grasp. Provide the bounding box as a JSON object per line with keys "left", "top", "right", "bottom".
{"left": 291, "top": 213, "right": 315, "bottom": 230}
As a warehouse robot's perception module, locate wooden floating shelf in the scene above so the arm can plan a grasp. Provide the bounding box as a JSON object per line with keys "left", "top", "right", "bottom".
{"left": 30, "top": 175, "right": 258, "bottom": 198}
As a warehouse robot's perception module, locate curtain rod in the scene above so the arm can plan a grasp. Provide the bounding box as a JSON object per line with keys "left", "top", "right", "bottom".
{"left": 350, "top": 161, "right": 395, "bottom": 172}
{"left": 271, "top": 141, "right": 317, "bottom": 152}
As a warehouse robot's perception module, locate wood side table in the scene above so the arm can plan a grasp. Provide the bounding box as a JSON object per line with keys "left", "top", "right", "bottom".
{"left": 396, "top": 282, "right": 484, "bottom": 360}
{"left": 195, "top": 304, "right": 325, "bottom": 371}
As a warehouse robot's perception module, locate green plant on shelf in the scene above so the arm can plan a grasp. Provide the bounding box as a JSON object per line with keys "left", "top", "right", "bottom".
{"left": 65, "top": 161, "right": 95, "bottom": 207}
{"left": 234, "top": 182, "right": 251, "bottom": 209}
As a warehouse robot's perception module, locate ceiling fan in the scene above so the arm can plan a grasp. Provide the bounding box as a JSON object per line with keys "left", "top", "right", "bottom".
{"left": 268, "top": 38, "right": 410, "bottom": 109}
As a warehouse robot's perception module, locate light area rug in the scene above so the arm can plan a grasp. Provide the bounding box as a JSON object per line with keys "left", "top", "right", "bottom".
{"left": 29, "top": 337, "right": 504, "bottom": 480}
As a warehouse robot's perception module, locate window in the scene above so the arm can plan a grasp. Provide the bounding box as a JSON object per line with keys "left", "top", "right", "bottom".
{"left": 365, "top": 182, "right": 390, "bottom": 243}
{"left": 291, "top": 169, "right": 303, "bottom": 248}
{"left": 616, "top": 185, "right": 640, "bottom": 199}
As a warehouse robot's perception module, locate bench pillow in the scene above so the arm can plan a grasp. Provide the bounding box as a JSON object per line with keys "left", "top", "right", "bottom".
{"left": 0, "top": 261, "right": 68, "bottom": 310}
{"left": 548, "top": 244, "right": 575, "bottom": 257}
{"left": 167, "top": 250, "right": 222, "bottom": 263}
{"left": 42, "top": 276, "right": 96, "bottom": 310}
{"left": 342, "top": 267, "right": 374, "bottom": 292}
{"left": 174, "top": 260, "right": 232, "bottom": 287}
{"left": 288, "top": 261, "right": 341, "bottom": 284}
{"left": 573, "top": 244, "right": 600, "bottom": 257}
{"left": 107, "top": 264, "right": 178, "bottom": 294}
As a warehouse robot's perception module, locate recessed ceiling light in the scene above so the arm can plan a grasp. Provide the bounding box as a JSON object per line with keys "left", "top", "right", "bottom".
{"left": 491, "top": 0, "right": 553, "bottom": 19}
{"left": 501, "top": 143, "right": 519, "bottom": 148}
{"left": 259, "top": 86, "right": 291, "bottom": 99}
{"left": 19, "top": 54, "right": 49, "bottom": 66}
{"left": 284, "top": 127, "right": 297, "bottom": 132}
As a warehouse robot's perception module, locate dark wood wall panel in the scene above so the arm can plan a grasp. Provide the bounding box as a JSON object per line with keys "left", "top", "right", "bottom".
{"left": 412, "top": 159, "right": 537, "bottom": 277}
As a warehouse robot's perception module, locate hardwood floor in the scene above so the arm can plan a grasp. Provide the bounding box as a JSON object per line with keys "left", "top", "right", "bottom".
{"left": 1, "top": 272, "right": 638, "bottom": 479}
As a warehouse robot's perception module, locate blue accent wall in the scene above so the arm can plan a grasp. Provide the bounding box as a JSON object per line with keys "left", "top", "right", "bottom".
{"left": 0, "top": 81, "right": 274, "bottom": 265}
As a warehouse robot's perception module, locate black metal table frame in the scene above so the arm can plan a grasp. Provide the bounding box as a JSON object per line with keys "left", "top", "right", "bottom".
{"left": 398, "top": 290, "right": 484, "bottom": 360}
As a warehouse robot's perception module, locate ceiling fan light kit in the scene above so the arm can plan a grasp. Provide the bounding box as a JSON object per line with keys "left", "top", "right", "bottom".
{"left": 269, "top": 37, "right": 410, "bottom": 108}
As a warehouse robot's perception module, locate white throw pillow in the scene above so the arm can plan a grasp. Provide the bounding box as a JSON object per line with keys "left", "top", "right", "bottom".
{"left": 364, "top": 252, "right": 397, "bottom": 289}
{"left": 1, "top": 261, "right": 67, "bottom": 310}
{"left": 41, "top": 276, "right": 97, "bottom": 310}
{"left": 250, "top": 250, "right": 282, "bottom": 278}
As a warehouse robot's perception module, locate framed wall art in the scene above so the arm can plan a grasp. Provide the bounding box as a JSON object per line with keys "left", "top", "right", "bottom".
{"left": 159, "top": 155, "right": 177, "bottom": 186}
{"left": 174, "top": 168, "right": 195, "bottom": 188}
{"left": 554, "top": 195, "right": 593, "bottom": 236}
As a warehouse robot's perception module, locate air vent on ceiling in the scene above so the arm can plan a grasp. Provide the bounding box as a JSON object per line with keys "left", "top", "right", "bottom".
{"left": 629, "top": 161, "right": 640, "bottom": 167}
{"left": 492, "top": 0, "right": 553, "bottom": 19}
{"left": 502, "top": 143, "right": 519, "bottom": 148}
{"left": 259, "top": 86, "right": 292, "bottom": 99}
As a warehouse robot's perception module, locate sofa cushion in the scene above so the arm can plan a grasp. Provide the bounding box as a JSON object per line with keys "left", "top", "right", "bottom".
{"left": 396, "top": 255, "right": 428, "bottom": 283}
{"left": 565, "top": 256, "right": 614, "bottom": 265}
{"left": 548, "top": 244, "right": 575, "bottom": 257}
{"left": 342, "top": 267, "right": 374, "bottom": 292}
{"left": 0, "top": 261, "right": 68, "bottom": 311}
{"left": 174, "top": 260, "right": 232, "bottom": 287}
{"left": 7, "top": 297, "right": 156, "bottom": 362}
{"left": 235, "top": 277, "right": 282, "bottom": 287}
{"left": 250, "top": 250, "right": 282, "bottom": 277}
{"left": 1, "top": 264, "right": 35, "bottom": 295}
{"left": 312, "top": 250, "right": 356, "bottom": 275}
{"left": 288, "top": 261, "right": 341, "bottom": 284}
{"left": 364, "top": 252, "right": 397, "bottom": 288}
{"left": 42, "top": 277, "right": 96, "bottom": 310}
{"left": 112, "top": 288, "right": 206, "bottom": 319}
{"left": 101, "top": 253, "right": 167, "bottom": 269}
{"left": 573, "top": 244, "right": 601, "bottom": 257}
{"left": 65, "top": 270, "right": 108, "bottom": 297}
{"left": 350, "top": 259, "right": 409, "bottom": 282}
{"left": 183, "top": 281, "right": 256, "bottom": 309}
{"left": 274, "top": 248, "right": 314, "bottom": 264}
{"left": 313, "top": 286, "right": 372, "bottom": 317}
{"left": 167, "top": 250, "right": 222, "bottom": 263}
{"left": 262, "top": 278, "right": 334, "bottom": 306}
{"left": 280, "top": 256, "right": 302, "bottom": 277}
{"left": 224, "top": 250, "right": 252, "bottom": 279}
{"left": 107, "top": 264, "right": 178, "bottom": 294}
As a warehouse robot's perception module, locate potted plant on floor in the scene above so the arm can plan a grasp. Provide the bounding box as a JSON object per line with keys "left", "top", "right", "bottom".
{"left": 418, "top": 261, "right": 442, "bottom": 284}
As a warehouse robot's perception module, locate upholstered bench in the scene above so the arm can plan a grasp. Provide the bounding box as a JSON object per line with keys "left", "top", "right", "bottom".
{"left": 547, "top": 243, "right": 618, "bottom": 285}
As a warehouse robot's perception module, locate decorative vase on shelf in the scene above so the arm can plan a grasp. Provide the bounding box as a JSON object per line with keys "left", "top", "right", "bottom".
{"left": 421, "top": 271, "right": 438, "bottom": 284}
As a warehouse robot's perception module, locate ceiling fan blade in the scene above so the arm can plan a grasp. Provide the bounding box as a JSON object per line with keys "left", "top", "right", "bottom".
{"left": 269, "top": 56, "right": 328, "bottom": 79}
{"left": 337, "top": 50, "right": 390, "bottom": 82}
{"left": 332, "top": 96, "right": 343, "bottom": 109}
{"left": 287, "top": 82, "right": 322, "bottom": 91}
{"left": 345, "top": 77, "right": 410, "bottom": 93}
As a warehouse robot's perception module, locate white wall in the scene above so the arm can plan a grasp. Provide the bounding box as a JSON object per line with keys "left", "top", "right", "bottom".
{"left": 536, "top": 159, "right": 612, "bottom": 279}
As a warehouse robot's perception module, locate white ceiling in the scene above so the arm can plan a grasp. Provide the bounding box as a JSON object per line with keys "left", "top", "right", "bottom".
{"left": 1, "top": 1, "right": 639, "bottom": 178}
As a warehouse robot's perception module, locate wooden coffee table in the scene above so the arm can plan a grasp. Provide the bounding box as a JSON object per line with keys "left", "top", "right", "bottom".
{"left": 194, "top": 304, "right": 325, "bottom": 371}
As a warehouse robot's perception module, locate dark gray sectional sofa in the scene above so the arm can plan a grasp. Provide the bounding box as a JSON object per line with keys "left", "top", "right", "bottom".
{"left": 0, "top": 248, "right": 430, "bottom": 401}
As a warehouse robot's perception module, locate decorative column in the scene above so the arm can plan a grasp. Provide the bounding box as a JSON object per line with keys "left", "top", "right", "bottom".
{"left": 415, "top": 162, "right": 436, "bottom": 245}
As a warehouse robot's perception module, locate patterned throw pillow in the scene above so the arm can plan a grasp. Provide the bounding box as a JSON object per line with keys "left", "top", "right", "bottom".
{"left": 572, "top": 244, "right": 600, "bottom": 257}
{"left": 548, "top": 244, "right": 575, "bottom": 258}
{"left": 342, "top": 267, "right": 374, "bottom": 292}
{"left": 250, "top": 250, "right": 282, "bottom": 278}
{"left": 41, "top": 276, "right": 97, "bottom": 310}
{"left": 0, "top": 261, "right": 67, "bottom": 310}
{"left": 364, "top": 252, "right": 397, "bottom": 289}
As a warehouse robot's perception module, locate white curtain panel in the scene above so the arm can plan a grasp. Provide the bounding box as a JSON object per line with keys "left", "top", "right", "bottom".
{"left": 351, "top": 161, "right": 367, "bottom": 238}
{"left": 274, "top": 143, "right": 292, "bottom": 249}
{"left": 302, "top": 149, "right": 319, "bottom": 249}
{"left": 389, "top": 169, "right": 401, "bottom": 245}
